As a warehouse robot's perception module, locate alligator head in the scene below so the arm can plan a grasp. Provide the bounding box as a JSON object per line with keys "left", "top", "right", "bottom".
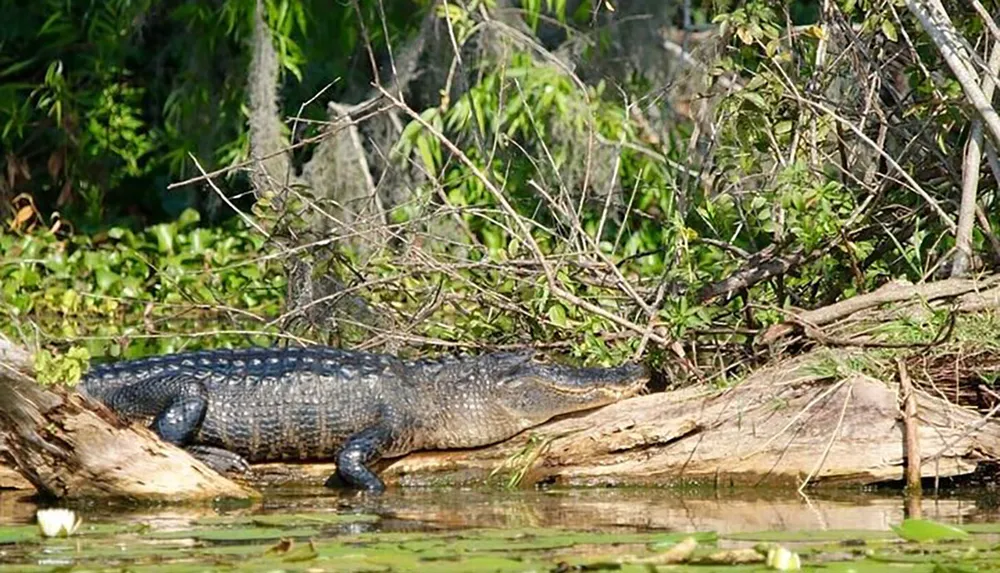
{"left": 494, "top": 360, "right": 650, "bottom": 427}
{"left": 410, "top": 354, "right": 650, "bottom": 450}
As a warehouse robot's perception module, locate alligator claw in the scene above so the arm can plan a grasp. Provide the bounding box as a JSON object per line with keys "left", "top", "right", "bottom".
{"left": 186, "top": 445, "right": 252, "bottom": 475}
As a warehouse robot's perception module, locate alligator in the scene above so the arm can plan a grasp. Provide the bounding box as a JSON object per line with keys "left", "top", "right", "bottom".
{"left": 79, "top": 346, "right": 649, "bottom": 491}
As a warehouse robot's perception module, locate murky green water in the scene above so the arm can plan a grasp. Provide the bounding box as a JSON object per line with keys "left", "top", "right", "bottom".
{"left": 2, "top": 487, "right": 1000, "bottom": 571}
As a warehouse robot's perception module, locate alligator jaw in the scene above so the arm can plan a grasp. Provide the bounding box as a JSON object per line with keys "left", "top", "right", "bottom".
{"left": 533, "top": 364, "right": 649, "bottom": 400}
{"left": 495, "top": 361, "right": 650, "bottom": 427}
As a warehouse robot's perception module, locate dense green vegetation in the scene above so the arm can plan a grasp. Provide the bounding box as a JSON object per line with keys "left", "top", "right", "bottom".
{"left": 1, "top": 0, "right": 997, "bottom": 377}
{"left": 1, "top": 0, "right": 427, "bottom": 226}
{"left": 0, "top": 209, "right": 283, "bottom": 360}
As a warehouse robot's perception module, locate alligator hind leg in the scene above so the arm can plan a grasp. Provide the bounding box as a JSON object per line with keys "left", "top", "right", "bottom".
{"left": 332, "top": 425, "right": 392, "bottom": 492}
{"left": 148, "top": 392, "right": 249, "bottom": 476}
{"left": 186, "top": 445, "right": 252, "bottom": 475}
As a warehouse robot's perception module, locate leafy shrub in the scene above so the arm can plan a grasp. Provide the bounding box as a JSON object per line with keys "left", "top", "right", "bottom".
{"left": 0, "top": 209, "right": 285, "bottom": 361}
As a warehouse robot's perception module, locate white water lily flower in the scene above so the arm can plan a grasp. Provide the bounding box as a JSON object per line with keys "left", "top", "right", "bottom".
{"left": 36, "top": 508, "right": 82, "bottom": 538}
{"left": 766, "top": 546, "right": 801, "bottom": 571}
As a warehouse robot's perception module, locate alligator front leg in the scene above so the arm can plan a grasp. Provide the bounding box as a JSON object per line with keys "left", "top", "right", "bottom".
{"left": 332, "top": 425, "right": 392, "bottom": 492}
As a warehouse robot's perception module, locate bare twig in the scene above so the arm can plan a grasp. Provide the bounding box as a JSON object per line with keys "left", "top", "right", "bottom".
{"left": 897, "top": 357, "right": 922, "bottom": 493}
{"left": 952, "top": 39, "right": 1000, "bottom": 276}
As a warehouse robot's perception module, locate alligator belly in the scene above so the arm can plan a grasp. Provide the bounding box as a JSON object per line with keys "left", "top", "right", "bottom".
{"left": 196, "top": 401, "right": 377, "bottom": 462}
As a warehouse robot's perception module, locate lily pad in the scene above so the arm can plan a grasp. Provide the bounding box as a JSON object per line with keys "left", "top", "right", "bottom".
{"left": 956, "top": 523, "right": 1000, "bottom": 534}
{"left": 75, "top": 522, "right": 150, "bottom": 536}
{"left": 0, "top": 525, "right": 40, "bottom": 544}
{"left": 891, "top": 519, "right": 970, "bottom": 542}
{"left": 31, "top": 540, "right": 195, "bottom": 563}
{"left": 148, "top": 527, "right": 321, "bottom": 542}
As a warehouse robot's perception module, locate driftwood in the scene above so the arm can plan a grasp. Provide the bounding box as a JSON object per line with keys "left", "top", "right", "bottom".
{"left": 0, "top": 335, "right": 257, "bottom": 501}
{"left": 0, "top": 337, "right": 32, "bottom": 376}
{"left": 0, "top": 352, "right": 997, "bottom": 494}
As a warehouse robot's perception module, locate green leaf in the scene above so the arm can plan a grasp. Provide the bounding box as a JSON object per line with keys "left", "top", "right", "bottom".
{"left": 150, "top": 224, "right": 175, "bottom": 254}
{"left": 740, "top": 91, "right": 768, "bottom": 110}
{"left": 94, "top": 269, "right": 117, "bottom": 291}
{"left": 890, "top": 519, "right": 969, "bottom": 542}
{"left": 176, "top": 208, "right": 201, "bottom": 230}
{"left": 547, "top": 304, "right": 568, "bottom": 327}
{"left": 881, "top": 19, "right": 898, "bottom": 42}
{"left": 774, "top": 120, "right": 793, "bottom": 135}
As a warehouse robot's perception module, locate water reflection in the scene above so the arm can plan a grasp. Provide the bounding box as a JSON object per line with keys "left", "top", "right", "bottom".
{"left": 0, "top": 487, "right": 997, "bottom": 534}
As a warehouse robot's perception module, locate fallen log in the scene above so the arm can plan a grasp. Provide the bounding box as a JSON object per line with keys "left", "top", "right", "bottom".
{"left": 3, "top": 339, "right": 1000, "bottom": 496}
{"left": 0, "top": 335, "right": 258, "bottom": 501}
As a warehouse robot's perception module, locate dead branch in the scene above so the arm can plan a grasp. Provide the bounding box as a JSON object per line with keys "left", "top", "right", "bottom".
{"left": 759, "top": 275, "right": 1000, "bottom": 345}
{"left": 951, "top": 37, "right": 1000, "bottom": 276}
{"left": 954, "top": 282, "right": 1000, "bottom": 312}
{"left": 798, "top": 309, "right": 956, "bottom": 348}
{"left": 898, "top": 357, "right": 922, "bottom": 493}
{"left": 697, "top": 244, "right": 818, "bottom": 302}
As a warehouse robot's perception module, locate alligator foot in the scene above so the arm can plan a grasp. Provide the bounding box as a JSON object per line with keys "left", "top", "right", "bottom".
{"left": 186, "top": 445, "right": 252, "bottom": 476}
{"left": 333, "top": 425, "right": 391, "bottom": 492}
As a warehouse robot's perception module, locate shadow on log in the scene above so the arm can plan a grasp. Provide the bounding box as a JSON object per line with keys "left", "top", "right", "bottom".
{"left": 0, "top": 336, "right": 257, "bottom": 501}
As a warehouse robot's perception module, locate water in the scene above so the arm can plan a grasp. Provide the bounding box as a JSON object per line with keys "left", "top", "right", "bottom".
{"left": 2, "top": 487, "right": 1000, "bottom": 571}
{"left": 3, "top": 487, "right": 996, "bottom": 533}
